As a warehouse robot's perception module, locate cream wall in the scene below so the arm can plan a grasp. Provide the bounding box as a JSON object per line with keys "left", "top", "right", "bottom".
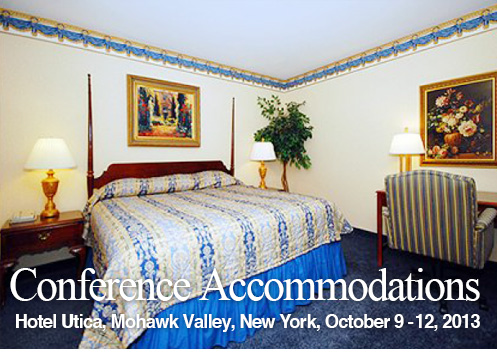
{"left": 284, "top": 29, "right": 497, "bottom": 260}
{"left": 0, "top": 33, "right": 282, "bottom": 266}
{"left": 2, "top": 28, "right": 497, "bottom": 267}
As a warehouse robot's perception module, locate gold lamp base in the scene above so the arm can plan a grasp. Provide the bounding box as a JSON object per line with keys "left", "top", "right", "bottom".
{"left": 258, "top": 161, "right": 267, "bottom": 189}
{"left": 399, "top": 155, "right": 413, "bottom": 172}
{"left": 40, "top": 169, "right": 60, "bottom": 219}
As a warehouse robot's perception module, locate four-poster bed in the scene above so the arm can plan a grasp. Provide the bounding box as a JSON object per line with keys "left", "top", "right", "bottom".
{"left": 80, "top": 74, "right": 352, "bottom": 349}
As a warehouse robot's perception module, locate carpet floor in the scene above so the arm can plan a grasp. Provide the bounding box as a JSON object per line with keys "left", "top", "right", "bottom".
{"left": 0, "top": 229, "right": 496, "bottom": 349}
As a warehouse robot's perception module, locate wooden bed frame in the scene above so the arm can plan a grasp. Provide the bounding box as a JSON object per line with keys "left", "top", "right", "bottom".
{"left": 86, "top": 74, "right": 235, "bottom": 197}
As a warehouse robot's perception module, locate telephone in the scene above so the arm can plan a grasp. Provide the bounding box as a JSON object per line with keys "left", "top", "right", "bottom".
{"left": 10, "top": 211, "right": 37, "bottom": 224}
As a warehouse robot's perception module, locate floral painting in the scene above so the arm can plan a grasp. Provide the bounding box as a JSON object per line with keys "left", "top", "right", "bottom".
{"left": 128, "top": 75, "right": 200, "bottom": 147}
{"left": 420, "top": 72, "right": 497, "bottom": 166}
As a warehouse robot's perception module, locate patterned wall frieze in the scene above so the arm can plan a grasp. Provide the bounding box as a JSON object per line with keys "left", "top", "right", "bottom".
{"left": 0, "top": 8, "right": 285, "bottom": 90}
{"left": 1, "top": 5, "right": 497, "bottom": 91}
{"left": 284, "top": 5, "right": 497, "bottom": 90}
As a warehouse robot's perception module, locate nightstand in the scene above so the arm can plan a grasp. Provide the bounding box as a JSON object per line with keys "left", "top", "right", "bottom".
{"left": 0, "top": 210, "right": 85, "bottom": 307}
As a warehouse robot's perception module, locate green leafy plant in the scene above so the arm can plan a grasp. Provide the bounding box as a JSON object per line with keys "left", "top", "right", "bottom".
{"left": 254, "top": 95, "right": 313, "bottom": 191}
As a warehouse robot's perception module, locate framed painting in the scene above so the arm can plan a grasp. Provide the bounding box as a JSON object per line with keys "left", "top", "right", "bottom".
{"left": 128, "top": 75, "right": 200, "bottom": 147}
{"left": 420, "top": 71, "right": 497, "bottom": 167}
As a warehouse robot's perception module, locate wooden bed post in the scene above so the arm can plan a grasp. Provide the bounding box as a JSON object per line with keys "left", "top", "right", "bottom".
{"left": 230, "top": 97, "right": 235, "bottom": 176}
{"left": 87, "top": 74, "right": 94, "bottom": 198}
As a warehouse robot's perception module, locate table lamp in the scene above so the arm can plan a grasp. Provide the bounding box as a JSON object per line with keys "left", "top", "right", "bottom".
{"left": 250, "top": 140, "right": 276, "bottom": 189}
{"left": 389, "top": 128, "right": 425, "bottom": 172}
{"left": 25, "top": 138, "right": 76, "bottom": 219}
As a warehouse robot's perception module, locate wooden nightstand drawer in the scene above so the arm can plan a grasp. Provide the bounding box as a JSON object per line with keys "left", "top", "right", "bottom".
{"left": 0, "top": 210, "right": 86, "bottom": 307}
{"left": 3, "top": 223, "right": 83, "bottom": 258}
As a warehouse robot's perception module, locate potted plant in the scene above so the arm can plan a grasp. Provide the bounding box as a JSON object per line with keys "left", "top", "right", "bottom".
{"left": 254, "top": 95, "right": 313, "bottom": 192}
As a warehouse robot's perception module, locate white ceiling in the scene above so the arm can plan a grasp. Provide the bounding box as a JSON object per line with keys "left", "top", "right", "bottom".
{"left": 3, "top": 0, "right": 496, "bottom": 79}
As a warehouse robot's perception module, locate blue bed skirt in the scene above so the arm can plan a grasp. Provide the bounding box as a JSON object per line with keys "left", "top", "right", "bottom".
{"left": 125, "top": 242, "right": 347, "bottom": 349}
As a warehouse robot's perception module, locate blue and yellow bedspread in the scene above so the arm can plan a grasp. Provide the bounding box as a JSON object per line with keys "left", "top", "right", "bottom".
{"left": 80, "top": 171, "right": 352, "bottom": 348}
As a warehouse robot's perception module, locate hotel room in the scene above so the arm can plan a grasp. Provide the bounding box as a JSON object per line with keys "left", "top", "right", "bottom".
{"left": 0, "top": 0, "right": 496, "bottom": 350}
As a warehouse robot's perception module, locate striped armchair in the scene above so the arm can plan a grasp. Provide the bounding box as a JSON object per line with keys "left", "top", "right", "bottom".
{"left": 384, "top": 170, "right": 496, "bottom": 270}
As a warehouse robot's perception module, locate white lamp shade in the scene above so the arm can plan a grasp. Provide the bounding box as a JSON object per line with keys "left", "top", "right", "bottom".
{"left": 389, "top": 133, "right": 425, "bottom": 155}
{"left": 250, "top": 141, "right": 276, "bottom": 161}
{"left": 25, "top": 138, "right": 76, "bottom": 170}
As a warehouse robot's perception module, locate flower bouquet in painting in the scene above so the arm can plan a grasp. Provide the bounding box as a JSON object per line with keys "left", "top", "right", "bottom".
{"left": 421, "top": 72, "right": 497, "bottom": 166}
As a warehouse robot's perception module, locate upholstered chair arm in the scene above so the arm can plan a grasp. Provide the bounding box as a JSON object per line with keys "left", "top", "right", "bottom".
{"left": 476, "top": 208, "right": 497, "bottom": 231}
{"left": 382, "top": 207, "right": 395, "bottom": 247}
{"left": 473, "top": 208, "right": 497, "bottom": 269}
{"left": 382, "top": 207, "right": 390, "bottom": 218}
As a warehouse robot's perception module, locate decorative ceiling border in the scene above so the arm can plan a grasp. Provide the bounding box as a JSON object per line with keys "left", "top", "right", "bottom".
{"left": 1, "top": 5, "right": 497, "bottom": 91}
{"left": 284, "top": 5, "right": 497, "bottom": 89}
{"left": 0, "top": 8, "right": 286, "bottom": 91}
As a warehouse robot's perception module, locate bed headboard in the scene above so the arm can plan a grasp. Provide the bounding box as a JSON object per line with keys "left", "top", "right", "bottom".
{"left": 86, "top": 74, "right": 235, "bottom": 197}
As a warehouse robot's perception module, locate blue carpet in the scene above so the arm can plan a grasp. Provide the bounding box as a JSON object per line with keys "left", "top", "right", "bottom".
{"left": 0, "top": 229, "right": 496, "bottom": 348}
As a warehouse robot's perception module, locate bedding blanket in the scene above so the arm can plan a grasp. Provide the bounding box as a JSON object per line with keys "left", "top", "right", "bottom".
{"left": 80, "top": 171, "right": 352, "bottom": 348}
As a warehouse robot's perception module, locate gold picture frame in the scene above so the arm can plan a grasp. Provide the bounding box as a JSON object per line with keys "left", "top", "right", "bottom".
{"left": 420, "top": 71, "right": 497, "bottom": 167}
{"left": 128, "top": 75, "right": 200, "bottom": 147}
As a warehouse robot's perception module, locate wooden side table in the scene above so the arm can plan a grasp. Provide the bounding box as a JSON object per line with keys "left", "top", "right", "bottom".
{"left": 0, "top": 210, "right": 85, "bottom": 307}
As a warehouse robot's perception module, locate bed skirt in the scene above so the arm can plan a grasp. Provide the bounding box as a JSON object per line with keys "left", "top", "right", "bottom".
{"left": 124, "top": 242, "right": 346, "bottom": 349}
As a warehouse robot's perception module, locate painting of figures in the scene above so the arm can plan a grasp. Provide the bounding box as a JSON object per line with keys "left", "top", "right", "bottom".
{"left": 128, "top": 75, "right": 200, "bottom": 146}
